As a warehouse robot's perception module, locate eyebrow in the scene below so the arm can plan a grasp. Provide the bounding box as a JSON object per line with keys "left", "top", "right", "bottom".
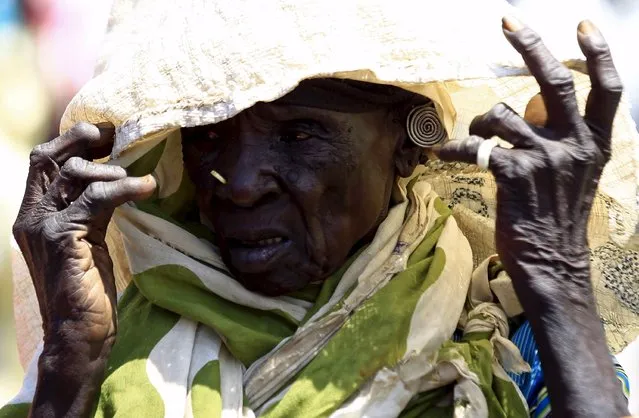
{"left": 258, "top": 103, "right": 344, "bottom": 125}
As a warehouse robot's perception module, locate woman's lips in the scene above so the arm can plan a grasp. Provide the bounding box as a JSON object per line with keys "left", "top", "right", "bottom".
{"left": 226, "top": 236, "right": 292, "bottom": 274}
{"left": 235, "top": 236, "right": 285, "bottom": 247}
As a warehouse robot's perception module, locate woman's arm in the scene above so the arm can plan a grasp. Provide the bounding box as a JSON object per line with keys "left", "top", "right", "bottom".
{"left": 439, "top": 18, "right": 629, "bottom": 418}
{"left": 12, "top": 124, "right": 156, "bottom": 417}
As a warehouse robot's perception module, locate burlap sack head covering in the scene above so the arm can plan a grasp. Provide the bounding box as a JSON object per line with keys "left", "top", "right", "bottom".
{"left": 12, "top": 0, "right": 639, "bottom": 370}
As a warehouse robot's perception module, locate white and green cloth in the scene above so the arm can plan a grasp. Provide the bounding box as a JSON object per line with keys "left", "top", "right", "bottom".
{"left": 2, "top": 132, "right": 534, "bottom": 417}
{"left": 5, "top": 0, "right": 639, "bottom": 416}
{"left": 9, "top": 0, "right": 638, "bottom": 366}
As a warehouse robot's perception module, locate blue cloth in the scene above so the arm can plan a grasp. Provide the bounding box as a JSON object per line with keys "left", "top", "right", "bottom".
{"left": 508, "top": 320, "right": 630, "bottom": 417}
{"left": 509, "top": 321, "right": 545, "bottom": 406}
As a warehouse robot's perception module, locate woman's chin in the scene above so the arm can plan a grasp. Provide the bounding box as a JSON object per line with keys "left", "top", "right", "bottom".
{"left": 230, "top": 260, "right": 329, "bottom": 296}
{"left": 235, "top": 270, "right": 310, "bottom": 296}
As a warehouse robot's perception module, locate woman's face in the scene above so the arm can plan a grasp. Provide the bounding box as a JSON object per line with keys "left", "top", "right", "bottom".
{"left": 182, "top": 88, "right": 418, "bottom": 296}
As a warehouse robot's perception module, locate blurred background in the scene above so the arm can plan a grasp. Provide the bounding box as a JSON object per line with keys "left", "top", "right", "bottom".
{"left": 0, "top": 0, "right": 113, "bottom": 403}
{"left": 0, "top": 0, "right": 637, "bottom": 411}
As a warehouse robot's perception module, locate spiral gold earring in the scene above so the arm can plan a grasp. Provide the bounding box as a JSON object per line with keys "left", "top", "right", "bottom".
{"left": 406, "top": 105, "right": 446, "bottom": 147}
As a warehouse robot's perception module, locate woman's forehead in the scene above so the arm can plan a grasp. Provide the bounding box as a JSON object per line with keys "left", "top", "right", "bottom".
{"left": 208, "top": 78, "right": 429, "bottom": 130}
{"left": 272, "top": 78, "right": 423, "bottom": 113}
{"left": 249, "top": 101, "right": 361, "bottom": 122}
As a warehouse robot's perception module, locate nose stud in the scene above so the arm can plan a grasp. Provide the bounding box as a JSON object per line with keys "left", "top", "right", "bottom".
{"left": 210, "top": 169, "right": 227, "bottom": 184}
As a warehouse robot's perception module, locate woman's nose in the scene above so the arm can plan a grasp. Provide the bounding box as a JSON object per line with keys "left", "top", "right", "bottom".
{"left": 214, "top": 140, "right": 281, "bottom": 208}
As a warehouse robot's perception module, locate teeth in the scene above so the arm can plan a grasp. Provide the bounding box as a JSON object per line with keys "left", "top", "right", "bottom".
{"left": 257, "top": 237, "right": 283, "bottom": 246}
{"left": 240, "top": 237, "right": 284, "bottom": 246}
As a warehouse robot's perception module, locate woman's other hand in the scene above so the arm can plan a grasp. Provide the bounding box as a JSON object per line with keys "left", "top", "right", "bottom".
{"left": 438, "top": 19, "right": 629, "bottom": 418}
{"left": 12, "top": 123, "right": 156, "bottom": 417}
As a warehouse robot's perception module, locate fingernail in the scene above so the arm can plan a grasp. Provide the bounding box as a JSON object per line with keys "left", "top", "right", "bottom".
{"left": 577, "top": 19, "right": 598, "bottom": 36}
{"left": 502, "top": 16, "right": 524, "bottom": 32}
{"left": 143, "top": 173, "right": 158, "bottom": 187}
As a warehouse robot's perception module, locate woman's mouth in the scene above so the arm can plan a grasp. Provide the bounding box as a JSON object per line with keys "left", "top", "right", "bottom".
{"left": 225, "top": 235, "right": 292, "bottom": 274}
{"left": 234, "top": 236, "right": 286, "bottom": 247}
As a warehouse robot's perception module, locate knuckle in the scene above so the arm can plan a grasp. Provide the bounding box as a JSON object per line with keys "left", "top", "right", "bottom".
{"left": 598, "top": 72, "right": 623, "bottom": 94}
{"left": 461, "top": 136, "right": 483, "bottom": 153}
{"left": 29, "top": 144, "right": 50, "bottom": 165}
{"left": 587, "top": 40, "right": 614, "bottom": 63}
{"left": 68, "top": 122, "right": 100, "bottom": 142}
{"left": 482, "top": 108, "right": 500, "bottom": 125}
{"left": 111, "top": 165, "right": 128, "bottom": 178}
{"left": 496, "top": 163, "right": 518, "bottom": 181}
{"left": 488, "top": 147, "right": 508, "bottom": 172}
{"left": 84, "top": 181, "right": 115, "bottom": 207}
{"left": 573, "top": 143, "right": 598, "bottom": 164}
{"left": 545, "top": 67, "right": 574, "bottom": 90}
{"left": 61, "top": 156, "right": 87, "bottom": 176}
{"left": 491, "top": 103, "right": 514, "bottom": 122}
{"left": 582, "top": 141, "right": 599, "bottom": 158}
{"left": 498, "top": 149, "right": 539, "bottom": 179}
{"left": 517, "top": 29, "right": 544, "bottom": 53}
{"left": 480, "top": 103, "right": 514, "bottom": 130}
{"left": 85, "top": 182, "right": 106, "bottom": 201}
{"left": 515, "top": 156, "right": 535, "bottom": 175}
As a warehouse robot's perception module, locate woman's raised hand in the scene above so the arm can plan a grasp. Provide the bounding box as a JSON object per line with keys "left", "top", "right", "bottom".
{"left": 12, "top": 123, "right": 156, "bottom": 416}
{"left": 438, "top": 19, "right": 628, "bottom": 417}
{"left": 439, "top": 18, "right": 621, "bottom": 293}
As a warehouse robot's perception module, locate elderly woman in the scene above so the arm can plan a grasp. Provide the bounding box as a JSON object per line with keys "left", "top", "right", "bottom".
{"left": 1, "top": 3, "right": 636, "bottom": 417}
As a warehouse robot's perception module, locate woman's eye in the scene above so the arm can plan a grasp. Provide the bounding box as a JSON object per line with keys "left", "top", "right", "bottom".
{"left": 184, "top": 128, "right": 222, "bottom": 154}
{"left": 281, "top": 131, "right": 312, "bottom": 142}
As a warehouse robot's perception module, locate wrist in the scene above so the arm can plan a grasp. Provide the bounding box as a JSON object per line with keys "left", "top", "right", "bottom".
{"left": 38, "top": 340, "right": 110, "bottom": 394}
{"left": 510, "top": 264, "right": 629, "bottom": 417}
{"left": 524, "top": 309, "right": 629, "bottom": 417}
{"left": 40, "top": 340, "right": 111, "bottom": 376}
{"left": 31, "top": 342, "right": 110, "bottom": 417}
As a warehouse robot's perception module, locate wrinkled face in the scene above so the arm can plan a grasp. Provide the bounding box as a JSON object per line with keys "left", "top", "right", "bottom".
{"left": 182, "top": 85, "right": 419, "bottom": 296}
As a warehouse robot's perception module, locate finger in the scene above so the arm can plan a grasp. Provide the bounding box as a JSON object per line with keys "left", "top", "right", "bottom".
{"left": 435, "top": 136, "right": 483, "bottom": 165}
{"left": 502, "top": 17, "right": 581, "bottom": 128}
{"left": 436, "top": 136, "right": 511, "bottom": 175}
{"left": 29, "top": 122, "right": 115, "bottom": 168}
{"left": 18, "top": 123, "right": 115, "bottom": 216}
{"left": 469, "top": 102, "right": 538, "bottom": 148}
{"left": 64, "top": 175, "right": 157, "bottom": 229}
{"left": 577, "top": 20, "right": 623, "bottom": 149}
{"left": 43, "top": 157, "right": 128, "bottom": 210}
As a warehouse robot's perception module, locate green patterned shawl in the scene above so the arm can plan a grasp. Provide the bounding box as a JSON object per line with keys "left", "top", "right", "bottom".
{"left": 1, "top": 133, "right": 530, "bottom": 417}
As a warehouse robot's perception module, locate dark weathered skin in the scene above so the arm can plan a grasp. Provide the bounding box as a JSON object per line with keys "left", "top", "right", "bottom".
{"left": 12, "top": 122, "right": 157, "bottom": 417}
{"left": 438, "top": 18, "right": 629, "bottom": 418}
{"left": 181, "top": 102, "right": 420, "bottom": 295}
{"left": 12, "top": 19, "right": 628, "bottom": 418}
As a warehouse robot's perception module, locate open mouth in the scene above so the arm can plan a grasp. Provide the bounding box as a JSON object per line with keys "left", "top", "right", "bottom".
{"left": 229, "top": 236, "right": 287, "bottom": 248}
{"left": 225, "top": 235, "right": 292, "bottom": 274}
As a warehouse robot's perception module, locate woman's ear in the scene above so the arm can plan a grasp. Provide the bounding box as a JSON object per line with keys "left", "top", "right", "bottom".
{"left": 394, "top": 129, "right": 423, "bottom": 177}
{"left": 394, "top": 102, "right": 448, "bottom": 176}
